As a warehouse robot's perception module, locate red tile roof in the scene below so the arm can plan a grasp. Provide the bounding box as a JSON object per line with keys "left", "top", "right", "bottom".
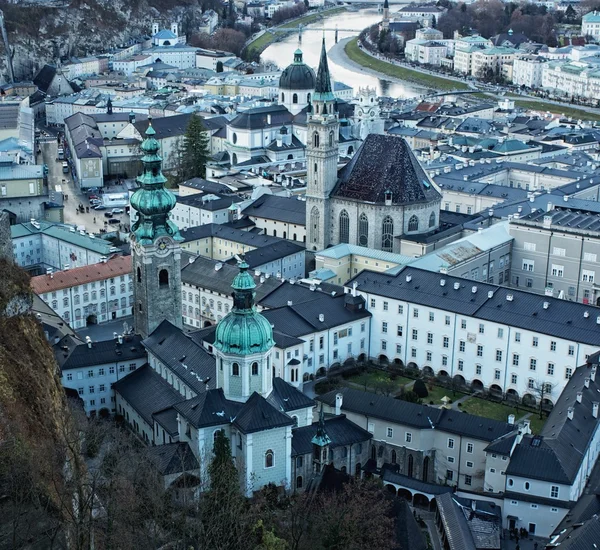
{"left": 31, "top": 255, "right": 131, "bottom": 294}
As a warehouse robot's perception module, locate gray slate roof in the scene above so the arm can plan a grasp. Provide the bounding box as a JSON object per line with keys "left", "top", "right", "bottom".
{"left": 55, "top": 334, "right": 146, "bottom": 371}
{"left": 242, "top": 194, "right": 306, "bottom": 225}
{"left": 133, "top": 112, "right": 194, "bottom": 139}
{"left": 349, "top": 266, "right": 600, "bottom": 345}
{"left": 548, "top": 516, "right": 600, "bottom": 550}
{"left": 145, "top": 442, "right": 199, "bottom": 475}
{"left": 113, "top": 364, "right": 183, "bottom": 426}
{"left": 233, "top": 391, "right": 294, "bottom": 434}
{"left": 506, "top": 362, "right": 600, "bottom": 485}
{"left": 174, "top": 388, "right": 241, "bottom": 429}
{"left": 291, "top": 415, "right": 372, "bottom": 456}
{"left": 142, "top": 320, "right": 216, "bottom": 394}
{"left": 319, "top": 388, "right": 515, "bottom": 442}
{"left": 268, "top": 377, "right": 314, "bottom": 413}
{"left": 435, "top": 493, "right": 477, "bottom": 550}
{"left": 332, "top": 135, "right": 441, "bottom": 205}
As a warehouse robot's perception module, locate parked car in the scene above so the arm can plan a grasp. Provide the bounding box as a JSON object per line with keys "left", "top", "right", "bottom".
{"left": 104, "top": 212, "right": 113, "bottom": 218}
{"left": 111, "top": 208, "right": 124, "bottom": 214}
{"left": 108, "top": 218, "right": 120, "bottom": 225}
{"left": 89, "top": 194, "right": 99, "bottom": 200}
{"left": 94, "top": 205, "right": 107, "bottom": 210}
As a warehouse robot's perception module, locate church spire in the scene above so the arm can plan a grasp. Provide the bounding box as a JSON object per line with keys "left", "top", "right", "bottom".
{"left": 313, "top": 38, "right": 335, "bottom": 102}
{"left": 130, "top": 120, "right": 182, "bottom": 245}
{"left": 311, "top": 403, "right": 332, "bottom": 447}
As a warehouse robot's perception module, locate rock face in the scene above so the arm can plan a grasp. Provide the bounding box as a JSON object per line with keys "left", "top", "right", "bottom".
{"left": 0, "top": 0, "right": 207, "bottom": 81}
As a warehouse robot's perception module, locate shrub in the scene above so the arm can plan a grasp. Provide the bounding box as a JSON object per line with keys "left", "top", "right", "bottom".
{"left": 413, "top": 378, "right": 429, "bottom": 398}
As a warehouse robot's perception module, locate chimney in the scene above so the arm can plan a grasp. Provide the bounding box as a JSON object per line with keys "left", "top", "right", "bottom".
{"left": 318, "top": 314, "right": 324, "bottom": 323}
{"left": 406, "top": 275, "right": 412, "bottom": 283}
{"left": 508, "top": 414, "right": 515, "bottom": 425}
{"left": 335, "top": 393, "right": 343, "bottom": 415}
{"left": 567, "top": 407, "right": 574, "bottom": 420}
{"left": 352, "top": 282, "right": 357, "bottom": 297}
{"left": 523, "top": 419, "right": 531, "bottom": 433}
{"left": 287, "top": 300, "right": 293, "bottom": 306}
{"left": 577, "top": 391, "right": 583, "bottom": 403}
{"left": 593, "top": 402, "right": 599, "bottom": 419}
{"left": 118, "top": 335, "right": 123, "bottom": 345}
{"left": 585, "top": 377, "right": 590, "bottom": 388}
{"left": 590, "top": 366, "right": 597, "bottom": 382}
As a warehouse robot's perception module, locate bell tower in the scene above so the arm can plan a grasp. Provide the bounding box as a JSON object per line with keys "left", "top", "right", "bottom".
{"left": 305, "top": 37, "right": 339, "bottom": 251}
{"left": 130, "top": 120, "right": 183, "bottom": 338}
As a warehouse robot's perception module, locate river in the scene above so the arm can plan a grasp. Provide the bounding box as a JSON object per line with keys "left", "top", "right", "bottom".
{"left": 261, "top": 7, "right": 424, "bottom": 98}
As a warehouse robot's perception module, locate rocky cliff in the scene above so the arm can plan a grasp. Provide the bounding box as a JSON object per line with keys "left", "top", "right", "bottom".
{"left": 0, "top": 0, "right": 209, "bottom": 81}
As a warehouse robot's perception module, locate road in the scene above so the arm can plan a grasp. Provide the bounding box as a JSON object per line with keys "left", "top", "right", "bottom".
{"left": 40, "top": 140, "right": 131, "bottom": 232}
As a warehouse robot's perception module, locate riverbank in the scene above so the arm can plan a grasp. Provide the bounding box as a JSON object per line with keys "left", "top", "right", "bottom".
{"left": 244, "top": 6, "right": 347, "bottom": 60}
{"left": 343, "top": 37, "right": 470, "bottom": 92}
{"left": 509, "top": 97, "right": 600, "bottom": 122}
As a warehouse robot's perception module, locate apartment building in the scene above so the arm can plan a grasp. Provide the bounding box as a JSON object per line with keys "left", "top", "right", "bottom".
{"left": 31, "top": 255, "right": 133, "bottom": 329}
{"left": 347, "top": 265, "right": 600, "bottom": 407}
{"left": 509, "top": 207, "right": 600, "bottom": 303}
{"left": 512, "top": 55, "right": 547, "bottom": 88}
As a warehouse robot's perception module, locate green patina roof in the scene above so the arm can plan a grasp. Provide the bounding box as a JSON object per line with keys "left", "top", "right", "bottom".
{"left": 311, "top": 404, "right": 332, "bottom": 447}
{"left": 130, "top": 120, "right": 182, "bottom": 245}
{"left": 313, "top": 38, "right": 336, "bottom": 103}
{"left": 214, "top": 261, "right": 274, "bottom": 356}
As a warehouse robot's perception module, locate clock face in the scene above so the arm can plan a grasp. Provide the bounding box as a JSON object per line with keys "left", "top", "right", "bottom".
{"left": 156, "top": 237, "right": 171, "bottom": 255}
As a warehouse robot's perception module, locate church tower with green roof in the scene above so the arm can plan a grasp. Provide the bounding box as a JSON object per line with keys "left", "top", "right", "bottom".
{"left": 213, "top": 260, "right": 275, "bottom": 402}
{"left": 130, "top": 120, "right": 183, "bottom": 338}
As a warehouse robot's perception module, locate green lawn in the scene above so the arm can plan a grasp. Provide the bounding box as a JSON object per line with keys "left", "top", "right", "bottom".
{"left": 345, "top": 370, "right": 412, "bottom": 393}
{"left": 512, "top": 98, "right": 600, "bottom": 122}
{"left": 422, "top": 384, "right": 466, "bottom": 406}
{"left": 344, "top": 38, "right": 470, "bottom": 92}
{"left": 244, "top": 7, "right": 346, "bottom": 59}
{"left": 525, "top": 414, "right": 547, "bottom": 435}
{"left": 459, "top": 397, "right": 546, "bottom": 433}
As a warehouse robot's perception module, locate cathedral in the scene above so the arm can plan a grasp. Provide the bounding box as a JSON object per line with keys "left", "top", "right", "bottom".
{"left": 126, "top": 118, "right": 371, "bottom": 496}
{"left": 305, "top": 39, "right": 442, "bottom": 253}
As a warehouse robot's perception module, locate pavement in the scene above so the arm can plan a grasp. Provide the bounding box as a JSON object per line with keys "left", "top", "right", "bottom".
{"left": 40, "top": 140, "right": 131, "bottom": 233}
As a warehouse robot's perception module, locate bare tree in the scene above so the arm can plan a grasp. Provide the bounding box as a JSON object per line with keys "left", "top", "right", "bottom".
{"left": 530, "top": 380, "right": 554, "bottom": 420}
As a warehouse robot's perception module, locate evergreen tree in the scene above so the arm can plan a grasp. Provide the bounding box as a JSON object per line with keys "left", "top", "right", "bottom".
{"left": 180, "top": 113, "right": 211, "bottom": 181}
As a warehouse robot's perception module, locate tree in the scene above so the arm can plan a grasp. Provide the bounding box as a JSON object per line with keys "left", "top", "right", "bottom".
{"left": 179, "top": 113, "right": 211, "bottom": 181}
{"left": 530, "top": 380, "right": 554, "bottom": 419}
{"left": 413, "top": 378, "right": 429, "bottom": 398}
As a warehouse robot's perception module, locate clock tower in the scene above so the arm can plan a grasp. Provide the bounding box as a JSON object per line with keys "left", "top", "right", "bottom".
{"left": 130, "top": 120, "right": 183, "bottom": 338}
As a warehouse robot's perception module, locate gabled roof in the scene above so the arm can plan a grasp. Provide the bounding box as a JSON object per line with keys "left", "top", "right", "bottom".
{"left": 291, "top": 415, "right": 372, "bottom": 456}
{"left": 143, "top": 320, "right": 216, "bottom": 394}
{"left": 332, "top": 135, "right": 441, "bottom": 205}
{"left": 506, "top": 362, "right": 600, "bottom": 485}
{"left": 33, "top": 64, "right": 57, "bottom": 93}
{"left": 229, "top": 105, "right": 292, "bottom": 130}
{"left": 113, "top": 364, "right": 184, "bottom": 426}
{"left": 242, "top": 194, "right": 306, "bottom": 225}
{"left": 133, "top": 112, "right": 194, "bottom": 139}
{"left": 145, "top": 442, "right": 199, "bottom": 475}
{"left": 548, "top": 516, "right": 600, "bottom": 550}
{"left": 319, "top": 388, "right": 515, "bottom": 442}
{"left": 174, "top": 388, "right": 241, "bottom": 429}
{"left": 233, "top": 391, "right": 294, "bottom": 434}
{"left": 268, "top": 377, "right": 314, "bottom": 413}
{"left": 54, "top": 332, "right": 145, "bottom": 371}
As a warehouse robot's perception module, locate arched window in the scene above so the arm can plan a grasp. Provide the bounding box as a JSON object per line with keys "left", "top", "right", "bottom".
{"left": 407, "top": 454, "right": 414, "bottom": 478}
{"left": 232, "top": 363, "right": 240, "bottom": 376}
{"left": 293, "top": 93, "right": 298, "bottom": 104}
{"left": 232, "top": 153, "right": 237, "bottom": 165}
{"left": 391, "top": 450, "right": 397, "bottom": 464}
{"left": 137, "top": 267, "right": 141, "bottom": 283}
{"left": 381, "top": 215, "right": 394, "bottom": 252}
{"left": 378, "top": 445, "right": 384, "bottom": 458}
{"left": 429, "top": 211, "right": 436, "bottom": 228}
{"left": 408, "top": 215, "right": 419, "bottom": 232}
{"left": 159, "top": 269, "right": 169, "bottom": 286}
{"left": 296, "top": 475, "right": 303, "bottom": 489}
{"left": 358, "top": 213, "right": 369, "bottom": 246}
{"left": 63, "top": 297, "right": 68, "bottom": 307}
{"left": 423, "top": 456, "right": 430, "bottom": 482}
{"left": 329, "top": 131, "right": 334, "bottom": 147}
{"left": 310, "top": 206, "right": 320, "bottom": 244}
{"left": 52, "top": 300, "right": 58, "bottom": 309}
{"left": 100, "top": 288, "right": 105, "bottom": 298}
{"left": 232, "top": 132, "right": 237, "bottom": 144}
{"left": 371, "top": 446, "right": 376, "bottom": 460}
{"left": 213, "top": 429, "right": 223, "bottom": 444}
{"left": 313, "top": 132, "right": 319, "bottom": 148}
{"left": 292, "top": 415, "right": 298, "bottom": 427}
{"left": 339, "top": 210, "right": 350, "bottom": 243}
{"left": 307, "top": 93, "right": 311, "bottom": 103}
{"left": 281, "top": 92, "right": 285, "bottom": 102}
{"left": 314, "top": 162, "right": 317, "bottom": 174}
{"left": 342, "top": 446, "right": 348, "bottom": 458}
{"left": 287, "top": 154, "right": 293, "bottom": 160}
{"left": 251, "top": 362, "right": 259, "bottom": 375}
{"left": 265, "top": 449, "right": 274, "bottom": 468}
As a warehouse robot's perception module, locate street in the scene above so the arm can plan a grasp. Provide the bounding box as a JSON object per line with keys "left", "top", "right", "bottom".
{"left": 40, "top": 140, "right": 131, "bottom": 232}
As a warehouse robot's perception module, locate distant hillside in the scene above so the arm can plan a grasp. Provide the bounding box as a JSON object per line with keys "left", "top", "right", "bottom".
{"left": 0, "top": 0, "right": 210, "bottom": 81}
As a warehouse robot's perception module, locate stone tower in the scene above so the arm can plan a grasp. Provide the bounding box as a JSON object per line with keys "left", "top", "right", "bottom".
{"left": 130, "top": 120, "right": 183, "bottom": 338}
{"left": 382, "top": 0, "right": 390, "bottom": 30}
{"left": 305, "top": 38, "right": 339, "bottom": 252}
{"left": 213, "top": 260, "right": 275, "bottom": 402}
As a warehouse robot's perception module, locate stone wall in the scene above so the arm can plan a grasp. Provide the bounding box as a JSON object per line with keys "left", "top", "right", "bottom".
{"left": 0, "top": 211, "right": 12, "bottom": 261}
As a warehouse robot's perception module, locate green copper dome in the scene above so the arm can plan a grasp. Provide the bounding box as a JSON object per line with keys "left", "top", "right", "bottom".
{"left": 214, "top": 261, "right": 274, "bottom": 356}
{"left": 130, "top": 120, "right": 182, "bottom": 244}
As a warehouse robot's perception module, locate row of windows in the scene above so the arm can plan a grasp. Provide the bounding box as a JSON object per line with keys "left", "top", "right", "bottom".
{"left": 65, "top": 363, "right": 137, "bottom": 382}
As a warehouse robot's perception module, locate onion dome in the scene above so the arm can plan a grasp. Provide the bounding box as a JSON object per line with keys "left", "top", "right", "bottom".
{"left": 130, "top": 120, "right": 182, "bottom": 244}
{"left": 279, "top": 49, "right": 316, "bottom": 91}
{"left": 214, "top": 261, "right": 274, "bottom": 356}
